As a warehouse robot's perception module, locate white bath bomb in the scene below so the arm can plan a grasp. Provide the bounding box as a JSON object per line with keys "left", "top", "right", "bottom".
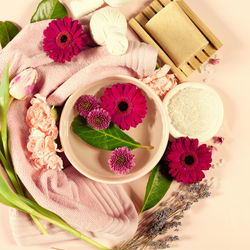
{"left": 90, "top": 7, "right": 128, "bottom": 55}
{"left": 105, "top": 31, "right": 128, "bottom": 55}
{"left": 104, "top": 0, "right": 133, "bottom": 7}
{"left": 69, "top": 0, "right": 104, "bottom": 19}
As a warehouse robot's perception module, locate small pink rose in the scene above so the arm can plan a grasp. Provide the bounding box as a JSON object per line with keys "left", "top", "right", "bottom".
{"left": 44, "top": 154, "right": 63, "bottom": 171}
{"left": 30, "top": 157, "right": 46, "bottom": 170}
{"left": 26, "top": 102, "right": 55, "bottom": 132}
{"left": 40, "top": 117, "right": 56, "bottom": 134}
{"left": 27, "top": 130, "right": 45, "bottom": 153}
{"left": 30, "top": 94, "right": 47, "bottom": 106}
{"left": 26, "top": 94, "right": 62, "bottom": 171}
{"left": 46, "top": 126, "right": 58, "bottom": 139}
{"left": 28, "top": 135, "right": 56, "bottom": 158}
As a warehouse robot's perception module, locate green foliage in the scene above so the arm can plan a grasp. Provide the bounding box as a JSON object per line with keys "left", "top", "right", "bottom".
{"left": 140, "top": 163, "right": 172, "bottom": 214}
{"left": 31, "top": 0, "right": 68, "bottom": 23}
{"left": 0, "top": 21, "right": 19, "bottom": 48}
{"left": 0, "top": 63, "right": 10, "bottom": 154}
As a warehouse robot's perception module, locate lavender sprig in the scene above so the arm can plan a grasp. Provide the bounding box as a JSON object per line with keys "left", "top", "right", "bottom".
{"left": 116, "top": 179, "right": 213, "bottom": 250}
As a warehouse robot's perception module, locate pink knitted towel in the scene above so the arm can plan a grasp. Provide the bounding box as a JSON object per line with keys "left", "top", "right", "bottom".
{"left": 0, "top": 20, "right": 158, "bottom": 246}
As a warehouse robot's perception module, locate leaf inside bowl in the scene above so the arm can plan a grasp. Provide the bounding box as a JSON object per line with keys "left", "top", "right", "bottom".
{"left": 72, "top": 115, "right": 154, "bottom": 151}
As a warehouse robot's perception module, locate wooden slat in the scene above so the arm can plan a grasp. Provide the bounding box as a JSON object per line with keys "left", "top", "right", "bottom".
{"left": 189, "top": 56, "right": 202, "bottom": 69}
{"left": 142, "top": 6, "right": 156, "bottom": 20}
{"left": 129, "top": 18, "right": 187, "bottom": 81}
{"left": 176, "top": 0, "right": 223, "bottom": 49}
{"left": 179, "top": 63, "right": 194, "bottom": 76}
{"left": 135, "top": 13, "right": 148, "bottom": 27}
{"left": 196, "top": 51, "right": 209, "bottom": 63}
{"left": 204, "top": 44, "right": 217, "bottom": 56}
{"left": 150, "top": 0, "right": 164, "bottom": 13}
{"left": 158, "top": 0, "right": 171, "bottom": 6}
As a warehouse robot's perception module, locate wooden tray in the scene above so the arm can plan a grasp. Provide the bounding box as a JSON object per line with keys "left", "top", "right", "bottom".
{"left": 129, "top": 0, "right": 222, "bottom": 81}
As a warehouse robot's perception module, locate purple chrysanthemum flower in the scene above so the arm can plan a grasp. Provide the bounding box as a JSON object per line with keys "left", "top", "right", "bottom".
{"left": 87, "top": 108, "right": 111, "bottom": 130}
{"left": 75, "top": 95, "right": 100, "bottom": 118}
{"left": 109, "top": 147, "right": 135, "bottom": 175}
{"left": 43, "top": 17, "right": 88, "bottom": 63}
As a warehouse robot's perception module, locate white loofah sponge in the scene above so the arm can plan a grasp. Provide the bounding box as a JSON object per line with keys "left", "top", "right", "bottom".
{"left": 90, "top": 7, "right": 128, "bottom": 55}
{"left": 163, "top": 82, "right": 224, "bottom": 142}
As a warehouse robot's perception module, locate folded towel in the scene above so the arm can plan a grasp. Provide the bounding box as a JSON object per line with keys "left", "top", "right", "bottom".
{"left": 0, "top": 20, "right": 158, "bottom": 246}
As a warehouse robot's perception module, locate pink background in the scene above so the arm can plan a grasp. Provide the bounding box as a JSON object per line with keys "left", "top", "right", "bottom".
{"left": 0, "top": 0, "right": 250, "bottom": 249}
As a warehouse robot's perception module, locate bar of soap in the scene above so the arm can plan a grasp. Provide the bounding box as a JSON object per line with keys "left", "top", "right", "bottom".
{"left": 145, "top": 2, "right": 208, "bottom": 66}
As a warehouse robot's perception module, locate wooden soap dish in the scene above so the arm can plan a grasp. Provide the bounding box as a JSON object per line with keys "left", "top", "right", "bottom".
{"left": 129, "top": 0, "right": 222, "bottom": 81}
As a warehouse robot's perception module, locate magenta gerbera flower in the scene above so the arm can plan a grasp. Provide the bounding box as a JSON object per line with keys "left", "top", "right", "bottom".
{"left": 101, "top": 83, "right": 147, "bottom": 130}
{"left": 164, "top": 137, "right": 212, "bottom": 184}
{"left": 109, "top": 147, "right": 135, "bottom": 175}
{"left": 75, "top": 95, "right": 100, "bottom": 118}
{"left": 43, "top": 17, "right": 88, "bottom": 63}
{"left": 87, "top": 108, "right": 111, "bottom": 130}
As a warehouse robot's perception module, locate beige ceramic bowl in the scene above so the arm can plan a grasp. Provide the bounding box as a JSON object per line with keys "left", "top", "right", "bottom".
{"left": 60, "top": 75, "right": 169, "bottom": 184}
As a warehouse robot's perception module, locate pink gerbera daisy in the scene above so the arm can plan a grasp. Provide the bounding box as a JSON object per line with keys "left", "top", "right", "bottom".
{"left": 109, "top": 147, "right": 135, "bottom": 175}
{"left": 43, "top": 17, "right": 88, "bottom": 63}
{"left": 101, "top": 83, "right": 147, "bottom": 130}
{"left": 164, "top": 137, "right": 212, "bottom": 184}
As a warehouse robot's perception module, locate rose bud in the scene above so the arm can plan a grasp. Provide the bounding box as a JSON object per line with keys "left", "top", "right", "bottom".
{"left": 9, "top": 68, "right": 38, "bottom": 100}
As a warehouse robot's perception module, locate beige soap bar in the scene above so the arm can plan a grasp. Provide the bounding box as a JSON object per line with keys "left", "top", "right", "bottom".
{"left": 145, "top": 2, "right": 209, "bottom": 66}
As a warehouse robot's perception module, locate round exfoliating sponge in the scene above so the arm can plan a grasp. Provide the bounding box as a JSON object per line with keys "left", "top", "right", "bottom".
{"left": 163, "top": 82, "right": 224, "bottom": 142}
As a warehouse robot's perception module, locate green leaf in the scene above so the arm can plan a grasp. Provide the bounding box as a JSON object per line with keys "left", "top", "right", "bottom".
{"left": 0, "top": 168, "right": 109, "bottom": 249}
{"left": 72, "top": 115, "right": 153, "bottom": 151}
{"left": 31, "top": 0, "right": 68, "bottom": 23}
{"left": 0, "top": 64, "right": 24, "bottom": 196}
{"left": 0, "top": 21, "right": 19, "bottom": 48}
{"left": 0, "top": 150, "right": 22, "bottom": 195}
{"left": 0, "top": 192, "right": 18, "bottom": 208}
{"left": 140, "top": 163, "right": 172, "bottom": 214}
{"left": 18, "top": 195, "right": 66, "bottom": 222}
{"left": 0, "top": 63, "right": 10, "bottom": 156}
{"left": 16, "top": 195, "right": 109, "bottom": 250}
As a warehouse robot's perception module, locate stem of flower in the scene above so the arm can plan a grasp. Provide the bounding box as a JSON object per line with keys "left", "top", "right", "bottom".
{"left": 139, "top": 145, "right": 154, "bottom": 150}
{"left": 0, "top": 64, "right": 46, "bottom": 234}
{"left": 0, "top": 169, "right": 109, "bottom": 250}
{"left": 0, "top": 149, "right": 22, "bottom": 194}
{"left": 30, "top": 215, "right": 48, "bottom": 235}
{"left": 25, "top": 191, "right": 47, "bottom": 235}
{"left": 0, "top": 145, "right": 47, "bottom": 234}
{"left": 24, "top": 204, "right": 109, "bottom": 250}
{"left": 9, "top": 96, "right": 14, "bottom": 105}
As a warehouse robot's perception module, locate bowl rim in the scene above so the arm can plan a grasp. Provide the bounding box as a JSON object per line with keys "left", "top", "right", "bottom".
{"left": 163, "top": 81, "right": 224, "bottom": 142}
{"left": 59, "top": 75, "right": 169, "bottom": 184}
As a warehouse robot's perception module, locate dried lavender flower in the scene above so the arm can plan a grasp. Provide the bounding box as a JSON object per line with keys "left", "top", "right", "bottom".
{"left": 116, "top": 180, "right": 212, "bottom": 249}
